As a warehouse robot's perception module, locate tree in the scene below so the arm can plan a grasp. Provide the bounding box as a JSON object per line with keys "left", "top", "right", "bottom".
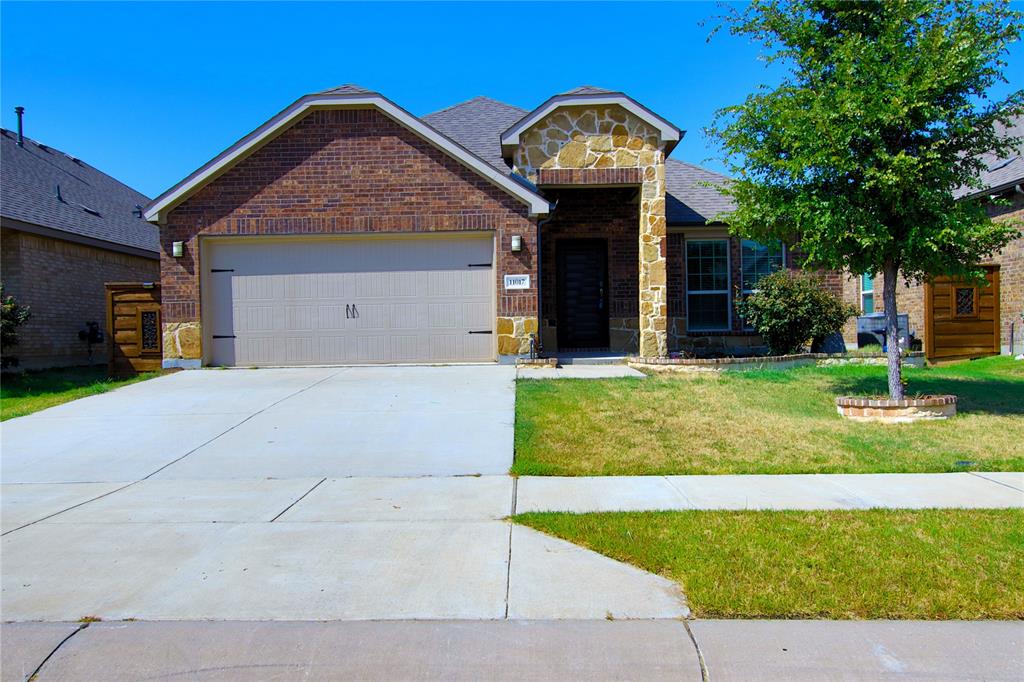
{"left": 1, "top": 284, "right": 32, "bottom": 369}
{"left": 709, "top": 0, "right": 1023, "bottom": 399}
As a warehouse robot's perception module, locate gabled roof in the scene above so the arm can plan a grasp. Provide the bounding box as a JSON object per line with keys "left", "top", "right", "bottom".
{"left": 0, "top": 128, "right": 157, "bottom": 256}
{"left": 425, "top": 97, "right": 733, "bottom": 225}
{"left": 956, "top": 114, "right": 1024, "bottom": 198}
{"left": 499, "top": 88, "right": 683, "bottom": 159}
{"left": 423, "top": 96, "right": 528, "bottom": 171}
{"left": 145, "top": 87, "right": 551, "bottom": 222}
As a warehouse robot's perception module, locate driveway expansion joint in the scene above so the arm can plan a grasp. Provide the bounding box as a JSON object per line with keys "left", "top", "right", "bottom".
{"left": 968, "top": 471, "right": 1024, "bottom": 493}
{"left": 25, "top": 621, "right": 90, "bottom": 682}
{"left": 269, "top": 478, "right": 327, "bottom": 522}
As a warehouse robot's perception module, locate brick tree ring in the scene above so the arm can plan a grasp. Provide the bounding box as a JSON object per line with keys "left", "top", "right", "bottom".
{"left": 835, "top": 395, "right": 957, "bottom": 423}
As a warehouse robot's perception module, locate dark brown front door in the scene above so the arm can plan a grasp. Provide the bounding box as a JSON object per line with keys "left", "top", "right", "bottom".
{"left": 557, "top": 239, "right": 609, "bottom": 349}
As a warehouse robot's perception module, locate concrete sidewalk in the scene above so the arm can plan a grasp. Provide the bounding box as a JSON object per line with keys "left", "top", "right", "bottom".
{"left": 3, "top": 619, "right": 1020, "bottom": 681}
{"left": 516, "top": 471, "right": 1024, "bottom": 513}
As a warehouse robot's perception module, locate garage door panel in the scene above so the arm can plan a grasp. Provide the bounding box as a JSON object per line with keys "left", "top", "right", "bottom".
{"left": 206, "top": 236, "right": 496, "bottom": 366}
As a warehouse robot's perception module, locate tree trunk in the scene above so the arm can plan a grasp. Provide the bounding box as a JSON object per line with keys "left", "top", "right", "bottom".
{"left": 882, "top": 259, "right": 905, "bottom": 400}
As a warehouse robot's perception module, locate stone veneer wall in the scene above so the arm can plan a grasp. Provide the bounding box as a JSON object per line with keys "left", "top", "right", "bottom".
{"left": 513, "top": 105, "right": 667, "bottom": 357}
{"left": 160, "top": 108, "right": 538, "bottom": 364}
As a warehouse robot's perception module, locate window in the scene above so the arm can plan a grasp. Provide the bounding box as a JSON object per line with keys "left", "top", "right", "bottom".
{"left": 686, "top": 239, "right": 730, "bottom": 331}
{"left": 954, "top": 287, "right": 978, "bottom": 317}
{"left": 861, "top": 273, "right": 875, "bottom": 313}
{"left": 740, "top": 240, "right": 785, "bottom": 329}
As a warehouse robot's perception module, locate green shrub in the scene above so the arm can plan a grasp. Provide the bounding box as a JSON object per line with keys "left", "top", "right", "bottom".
{"left": 736, "top": 270, "right": 857, "bottom": 356}
{"left": 1, "top": 284, "right": 32, "bottom": 369}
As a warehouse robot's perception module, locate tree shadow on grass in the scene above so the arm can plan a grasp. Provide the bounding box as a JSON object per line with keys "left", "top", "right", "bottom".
{"left": 826, "top": 372, "right": 1024, "bottom": 416}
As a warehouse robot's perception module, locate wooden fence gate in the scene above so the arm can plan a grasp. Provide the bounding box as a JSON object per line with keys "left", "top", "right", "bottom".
{"left": 106, "top": 282, "right": 162, "bottom": 374}
{"left": 924, "top": 265, "right": 1000, "bottom": 362}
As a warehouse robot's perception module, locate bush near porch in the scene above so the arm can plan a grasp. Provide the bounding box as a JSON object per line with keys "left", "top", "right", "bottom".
{"left": 513, "top": 356, "right": 1024, "bottom": 476}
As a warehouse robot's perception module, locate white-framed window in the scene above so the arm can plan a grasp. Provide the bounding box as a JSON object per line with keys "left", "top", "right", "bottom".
{"left": 740, "top": 240, "right": 785, "bottom": 329}
{"left": 860, "top": 273, "right": 874, "bottom": 313}
{"left": 686, "top": 239, "right": 731, "bottom": 331}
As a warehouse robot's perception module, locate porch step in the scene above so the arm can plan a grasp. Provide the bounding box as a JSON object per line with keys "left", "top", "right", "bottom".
{"left": 556, "top": 352, "right": 629, "bottom": 366}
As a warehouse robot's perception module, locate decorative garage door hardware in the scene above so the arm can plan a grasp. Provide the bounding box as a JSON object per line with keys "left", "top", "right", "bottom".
{"left": 468, "top": 330, "right": 493, "bottom": 334}
{"left": 345, "top": 304, "right": 360, "bottom": 319}
{"left": 212, "top": 335, "right": 237, "bottom": 339}
{"left": 467, "top": 263, "right": 492, "bottom": 267}
{"left": 210, "top": 268, "right": 234, "bottom": 273}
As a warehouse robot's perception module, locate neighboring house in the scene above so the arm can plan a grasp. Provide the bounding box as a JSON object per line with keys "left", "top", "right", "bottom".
{"left": 839, "top": 115, "right": 1024, "bottom": 357}
{"left": 148, "top": 84, "right": 802, "bottom": 368}
{"left": 1, "top": 121, "right": 159, "bottom": 369}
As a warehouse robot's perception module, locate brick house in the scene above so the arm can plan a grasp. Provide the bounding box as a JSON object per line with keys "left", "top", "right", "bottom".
{"left": 1, "top": 120, "right": 159, "bottom": 369}
{"left": 148, "top": 84, "right": 812, "bottom": 368}
{"left": 839, "top": 115, "right": 1024, "bottom": 357}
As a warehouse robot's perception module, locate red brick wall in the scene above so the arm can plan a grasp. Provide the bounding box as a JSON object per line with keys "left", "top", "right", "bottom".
{"left": 161, "top": 108, "right": 537, "bottom": 325}
{"left": 0, "top": 227, "right": 159, "bottom": 368}
{"left": 538, "top": 187, "right": 638, "bottom": 350}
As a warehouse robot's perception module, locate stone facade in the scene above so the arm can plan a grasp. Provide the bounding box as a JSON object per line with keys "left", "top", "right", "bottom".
{"left": 159, "top": 108, "right": 538, "bottom": 364}
{"left": 497, "top": 316, "right": 538, "bottom": 355}
{"left": 0, "top": 227, "right": 159, "bottom": 368}
{"left": 513, "top": 106, "right": 667, "bottom": 357}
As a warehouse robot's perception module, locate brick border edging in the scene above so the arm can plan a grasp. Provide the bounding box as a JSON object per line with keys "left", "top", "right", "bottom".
{"left": 835, "top": 394, "right": 957, "bottom": 423}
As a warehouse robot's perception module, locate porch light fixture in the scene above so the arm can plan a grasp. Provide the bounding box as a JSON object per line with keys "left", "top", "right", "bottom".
{"left": 511, "top": 235, "right": 523, "bottom": 252}
{"left": 172, "top": 241, "right": 184, "bottom": 258}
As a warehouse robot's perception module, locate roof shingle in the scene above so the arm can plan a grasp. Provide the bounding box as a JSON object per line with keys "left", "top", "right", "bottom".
{"left": 0, "top": 129, "right": 157, "bottom": 253}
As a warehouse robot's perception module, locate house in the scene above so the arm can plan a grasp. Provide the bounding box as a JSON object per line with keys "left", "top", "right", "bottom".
{"left": 1, "top": 115, "right": 159, "bottom": 369}
{"left": 146, "top": 85, "right": 792, "bottom": 368}
{"left": 839, "top": 115, "right": 1024, "bottom": 359}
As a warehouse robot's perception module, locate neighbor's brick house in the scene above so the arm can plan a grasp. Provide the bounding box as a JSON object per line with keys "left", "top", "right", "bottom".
{"left": 1, "top": 122, "right": 158, "bottom": 368}
{"left": 838, "top": 116, "right": 1024, "bottom": 356}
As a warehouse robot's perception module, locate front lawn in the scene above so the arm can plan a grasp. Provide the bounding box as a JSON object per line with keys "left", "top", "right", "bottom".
{"left": 515, "top": 509, "right": 1024, "bottom": 620}
{"left": 514, "top": 356, "right": 1024, "bottom": 475}
{"left": 0, "top": 366, "right": 159, "bottom": 420}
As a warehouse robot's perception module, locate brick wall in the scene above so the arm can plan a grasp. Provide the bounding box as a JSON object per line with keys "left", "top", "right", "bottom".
{"left": 539, "top": 187, "right": 639, "bottom": 351}
{"left": 0, "top": 227, "right": 159, "bottom": 368}
{"left": 161, "top": 108, "right": 537, "bottom": 331}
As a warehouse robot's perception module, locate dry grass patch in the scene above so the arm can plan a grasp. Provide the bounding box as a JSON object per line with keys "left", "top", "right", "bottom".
{"left": 513, "top": 356, "right": 1024, "bottom": 475}
{"left": 515, "top": 509, "right": 1024, "bottom": 620}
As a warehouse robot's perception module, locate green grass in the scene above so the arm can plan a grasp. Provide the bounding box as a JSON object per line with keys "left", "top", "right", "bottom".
{"left": 514, "top": 356, "right": 1024, "bottom": 475}
{"left": 1, "top": 366, "right": 159, "bottom": 420}
{"left": 515, "top": 509, "right": 1024, "bottom": 620}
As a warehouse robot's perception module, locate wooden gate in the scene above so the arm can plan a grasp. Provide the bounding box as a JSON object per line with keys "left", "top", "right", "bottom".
{"left": 106, "top": 282, "right": 162, "bottom": 374}
{"left": 924, "top": 265, "right": 1000, "bottom": 362}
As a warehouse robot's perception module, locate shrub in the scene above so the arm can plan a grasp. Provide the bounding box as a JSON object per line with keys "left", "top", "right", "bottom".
{"left": 1, "top": 284, "right": 32, "bottom": 369}
{"left": 736, "top": 270, "right": 857, "bottom": 356}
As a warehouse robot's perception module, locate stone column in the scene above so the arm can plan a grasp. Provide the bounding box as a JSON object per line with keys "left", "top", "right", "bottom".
{"left": 639, "top": 161, "right": 667, "bottom": 358}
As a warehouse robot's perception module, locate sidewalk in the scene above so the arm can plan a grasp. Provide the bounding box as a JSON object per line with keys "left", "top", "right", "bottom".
{"left": 515, "top": 471, "right": 1024, "bottom": 513}
{"left": 3, "top": 619, "right": 1020, "bottom": 681}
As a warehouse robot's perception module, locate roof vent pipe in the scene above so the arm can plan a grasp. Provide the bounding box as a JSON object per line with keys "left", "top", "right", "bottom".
{"left": 55, "top": 183, "right": 64, "bottom": 202}
{"left": 14, "top": 106, "right": 24, "bottom": 147}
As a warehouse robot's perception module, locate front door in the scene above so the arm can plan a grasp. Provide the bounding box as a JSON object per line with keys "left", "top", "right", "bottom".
{"left": 557, "top": 239, "right": 609, "bottom": 349}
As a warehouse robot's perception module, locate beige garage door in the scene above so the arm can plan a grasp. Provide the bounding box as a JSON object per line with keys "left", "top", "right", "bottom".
{"left": 204, "top": 235, "right": 495, "bottom": 366}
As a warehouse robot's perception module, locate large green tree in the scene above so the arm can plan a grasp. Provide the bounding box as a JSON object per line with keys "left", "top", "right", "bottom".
{"left": 709, "top": 0, "right": 1023, "bottom": 399}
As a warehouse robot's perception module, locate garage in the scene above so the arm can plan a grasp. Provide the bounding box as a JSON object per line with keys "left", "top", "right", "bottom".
{"left": 203, "top": 234, "right": 495, "bottom": 366}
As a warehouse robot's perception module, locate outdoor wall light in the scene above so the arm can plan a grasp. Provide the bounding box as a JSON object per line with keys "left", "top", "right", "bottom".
{"left": 172, "top": 241, "right": 184, "bottom": 257}
{"left": 511, "top": 235, "right": 523, "bottom": 252}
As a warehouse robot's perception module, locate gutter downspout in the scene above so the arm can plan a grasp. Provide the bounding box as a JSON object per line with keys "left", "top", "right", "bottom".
{"left": 534, "top": 199, "right": 558, "bottom": 356}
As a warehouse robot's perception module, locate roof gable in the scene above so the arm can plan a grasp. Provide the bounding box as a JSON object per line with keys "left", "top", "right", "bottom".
{"left": 146, "top": 89, "right": 550, "bottom": 222}
{"left": 423, "top": 97, "right": 527, "bottom": 172}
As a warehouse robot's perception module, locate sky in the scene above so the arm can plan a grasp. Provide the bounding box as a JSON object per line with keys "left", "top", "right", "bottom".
{"left": 2, "top": 1, "right": 1021, "bottom": 200}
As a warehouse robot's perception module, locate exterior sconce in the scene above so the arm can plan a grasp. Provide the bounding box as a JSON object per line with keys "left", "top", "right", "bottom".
{"left": 511, "top": 235, "right": 523, "bottom": 252}
{"left": 172, "top": 241, "right": 184, "bottom": 257}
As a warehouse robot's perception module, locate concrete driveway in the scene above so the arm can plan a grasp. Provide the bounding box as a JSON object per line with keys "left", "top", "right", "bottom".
{"left": 1, "top": 365, "right": 685, "bottom": 624}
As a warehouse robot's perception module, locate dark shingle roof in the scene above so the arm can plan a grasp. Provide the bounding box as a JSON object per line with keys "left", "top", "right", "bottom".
{"left": 317, "top": 84, "right": 375, "bottom": 95}
{"left": 665, "top": 159, "right": 735, "bottom": 224}
{"left": 0, "top": 129, "right": 157, "bottom": 254}
{"left": 423, "top": 97, "right": 528, "bottom": 170}
{"left": 561, "top": 85, "right": 616, "bottom": 95}
{"left": 956, "top": 114, "right": 1024, "bottom": 198}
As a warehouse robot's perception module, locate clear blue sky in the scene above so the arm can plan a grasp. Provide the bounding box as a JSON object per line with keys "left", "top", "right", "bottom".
{"left": 2, "top": 1, "right": 1021, "bottom": 199}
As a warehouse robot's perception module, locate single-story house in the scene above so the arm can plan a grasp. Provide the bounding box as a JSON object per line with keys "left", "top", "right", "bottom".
{"left": 1, "top": 116, "right": 159, "bottom": 369}
{"left": 146, "top": 84, "right": 808, "bottom": 368}
{"left": 839, "top": 115, "right": 1023, "bottom": 359}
